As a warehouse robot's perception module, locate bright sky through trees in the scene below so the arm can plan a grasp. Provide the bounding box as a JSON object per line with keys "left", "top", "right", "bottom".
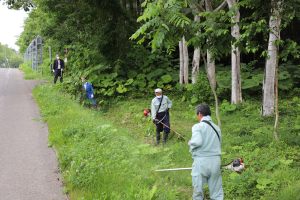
{"left": 0, "top": 3, "right": 27, "bottom": 51}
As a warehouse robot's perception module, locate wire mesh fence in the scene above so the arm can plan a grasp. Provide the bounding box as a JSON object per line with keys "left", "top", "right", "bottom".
{"left": 24, "top": 35, "right": 43, "bottom": 71}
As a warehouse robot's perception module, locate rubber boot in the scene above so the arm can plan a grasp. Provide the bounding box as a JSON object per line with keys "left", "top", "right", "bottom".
{"left": 163, "top": 132, "right": 169, "bottom": 144}
{"left": 156, "top": 131, "right": 161, "bottom": 145}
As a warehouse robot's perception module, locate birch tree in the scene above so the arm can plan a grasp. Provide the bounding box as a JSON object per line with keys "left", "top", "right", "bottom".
{"left": 263, "top": 0, "right": 282, "bottom": 116}
{"left": 188, "top": 1, "right": 204, "bottom": 84}
{"left": 202, "top": 0, "right": 227, "bottom": 127}
{"left": 205, "top": 0, "right": 217, "bottom": 90}
{"left": 226, "top": 0, "right": 242, "bottom": 104}
{"left": 192, "top": 41, "right": 201, "bottom": 83}
{"left": 204, "top": 0, "right": 227, "bottom": 90}
{"left": 179, "top": 36, "right": 189, "bottom": 84}
{"left": 191, "top": 15, "right": 201, "bottom": 84}
{"left": 183, "top": 36, "right": 189, "bottom": 84}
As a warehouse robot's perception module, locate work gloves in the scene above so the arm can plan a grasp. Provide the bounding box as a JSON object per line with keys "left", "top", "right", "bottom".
{"left": 52, "top": 69, "right": 63, "bottom": 73}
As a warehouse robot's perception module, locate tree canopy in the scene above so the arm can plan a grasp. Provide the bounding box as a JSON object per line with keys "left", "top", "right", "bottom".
{"left": 15, "top": 0, "right": 300, "bottom": 104}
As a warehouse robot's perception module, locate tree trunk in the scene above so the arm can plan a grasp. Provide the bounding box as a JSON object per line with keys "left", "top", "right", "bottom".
{"left": 192, "top": 48, "right": 200, "bottom": 84}
{"left": 207, "top": 50, "right": 216, "bottom": 90}
{"left": 179, "top": 40, "right": 184, "bottom": 84}
{"left": 202, "top": 52, "right": 221, "bottom": 128}
{"left": 179, "top": 36, "right": 189, "bottom": 84}
{"left": 183, "top": 36, "right": 189, "bottom": 84}
{"left": 227, "top": 0, "right": 242, "bottom": 104}
{"left": 205, "top": 0, "right": 216, "bottom": 90}
{"left": 204, "top": 0, "right": 220, "bottom": 127}
{"left": 192, "top": 15, "right": 201, "bottom": 84}
{"left": 263, "top": 0, "right": 282, "bottom": 116}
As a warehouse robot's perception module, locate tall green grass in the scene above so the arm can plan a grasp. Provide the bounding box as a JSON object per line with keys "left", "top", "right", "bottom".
{"left": 33, "top": 85, "right": 192, "bottom": 199}
{"left": 33, "top": 83, "right": 300, "bottom": 200}
{"left": 19, "top": 63, "right": 43, "bottom": 80}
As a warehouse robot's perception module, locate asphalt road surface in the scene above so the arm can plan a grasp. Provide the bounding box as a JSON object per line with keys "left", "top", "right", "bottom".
{"left": 0, "top": 68, "right": 66, "bottom": 200}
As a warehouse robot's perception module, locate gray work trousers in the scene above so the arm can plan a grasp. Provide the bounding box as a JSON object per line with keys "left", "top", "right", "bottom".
{"left": 191, "top": 156, "right": 224, "bottom": 200}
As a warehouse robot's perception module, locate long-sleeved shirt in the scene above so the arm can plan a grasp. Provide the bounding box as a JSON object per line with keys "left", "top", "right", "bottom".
{"left": 53, "top": 59, "right": 64, "bottom": 70}
{"left": 83, "top": 82, "right": 94, "bottom": 99}
{"left": 189, "top": 116, "right": 221, "bottom": 158}
{"left": 151, "top": 95, "right": 172, "bottom": 120}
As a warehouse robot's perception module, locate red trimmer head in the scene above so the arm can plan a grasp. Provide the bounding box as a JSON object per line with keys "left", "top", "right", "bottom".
{"left": 143, "top": 108, "right": 151, "bottom": 117}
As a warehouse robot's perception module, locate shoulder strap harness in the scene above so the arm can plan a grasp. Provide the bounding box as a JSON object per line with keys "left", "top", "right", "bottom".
{"left": 201, "top": 120, "right": 220, "bottom": 142}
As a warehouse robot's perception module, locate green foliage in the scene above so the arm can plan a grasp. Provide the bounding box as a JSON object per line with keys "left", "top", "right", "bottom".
{"left": 220, "top": 100, "right": 237, "bottom": 114}
{"left": 17, "top": 0, "right": 300, "bottom": 109}
{"left": 215, "top": 63, "right": 299, "bottom": 100}
{"left": 33, "top": 83, "right": 300, "bottom": 200}
{"left": 3, "top": 0, "right": 33, "bottom": 11}
{"left": 0, "top": 43, "right": 23, "bottom": 68}
{"left": 19, "top": 62, "right": 43, "bottom": 79}
{"left": 180, "top": 71, "right": 213, "bottom": 105}
{"left": 131, "top": 0, "right": 191, "bottom": 52}
{"left": 33, "top": 84, "right": 192, "bottom": 199}
{"left": 280, "top": 63, "right": 300, "bottom": 87}
{"left": 280, "top": 39, "right": 300, "bottom": 62}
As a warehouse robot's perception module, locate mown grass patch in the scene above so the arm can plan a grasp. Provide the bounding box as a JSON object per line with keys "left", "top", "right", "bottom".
{"left": 33, "top": 83, "right": 300, "bottom": 200}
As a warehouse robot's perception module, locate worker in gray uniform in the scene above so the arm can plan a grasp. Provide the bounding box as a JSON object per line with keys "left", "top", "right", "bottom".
{"left": 188, "top": 104, "right": 224, "bottom": 200}
{"left": 151, "top": 88, "right": 172, "bottom": 145}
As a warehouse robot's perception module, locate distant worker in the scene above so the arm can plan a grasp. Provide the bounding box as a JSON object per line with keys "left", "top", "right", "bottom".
{"left": 151, "top": 88, "right": 172, "bottom": 145}
{"left": 188, "top": 104, "right": 223, "bottom": 200}
{"left": 81, "top": 77, "right": 97, "bottom": 108}
{"left": 52, "top": 54, "right": 64, "bottom": 84}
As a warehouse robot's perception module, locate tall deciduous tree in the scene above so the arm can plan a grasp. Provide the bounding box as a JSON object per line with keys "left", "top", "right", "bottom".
{"left": 227, "top": 0, "right": 242, "bottom": 104}
{"left": 204, "top": 0, "right": 227, "bottom": 90}
{"left": 130, "top": 0, "right": 191, "bottom": 85}
{"left": 263, "top": 0, "right": 282, "bottom": 116}
{"left": 205, "top": 0, "right": 217, "bottom": 90}
{"left": 203, "top": 0, "right": 227, "bottom": 127}
{"left": 179, "top": 36, "right": 189, "bottom": 84}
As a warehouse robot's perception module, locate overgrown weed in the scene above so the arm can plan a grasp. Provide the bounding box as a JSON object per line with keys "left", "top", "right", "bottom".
{"left": 33, "top": 84, "right": 300, "bottom": 200}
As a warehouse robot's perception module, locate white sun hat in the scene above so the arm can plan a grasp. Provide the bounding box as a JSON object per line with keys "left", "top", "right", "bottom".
{"left": 154, "top": 88, "right": 162, "bottom": 93}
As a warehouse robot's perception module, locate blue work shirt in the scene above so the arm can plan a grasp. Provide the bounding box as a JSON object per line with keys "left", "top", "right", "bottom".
{"left": 83, "top": 82, "right": 94, "bottom": 99}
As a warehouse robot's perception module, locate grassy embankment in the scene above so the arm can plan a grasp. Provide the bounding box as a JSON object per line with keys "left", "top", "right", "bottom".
{"left": 23, "top": 65, "right": 300, "bottom": 199}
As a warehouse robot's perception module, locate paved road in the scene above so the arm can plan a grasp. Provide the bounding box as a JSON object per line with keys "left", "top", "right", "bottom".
{"left": 0, "top": 68, "right": 65, "bottom": 200}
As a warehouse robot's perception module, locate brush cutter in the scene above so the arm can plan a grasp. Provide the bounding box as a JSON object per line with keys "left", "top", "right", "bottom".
{"left": 143, "top": 108, "right": 185, "bottom": 141}
{"left": 155, "top": 158, "right": 245, "bottom": 174}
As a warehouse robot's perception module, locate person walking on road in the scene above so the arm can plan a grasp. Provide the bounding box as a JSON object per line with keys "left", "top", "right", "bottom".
{"left": 53, "top": 54, "right": 64, "bottom": 84}
{"left": 151, "top": 88, "right": 172, "bottom": 145}
{"left": 188, "top": 104, "right": 224, "bottom": 200}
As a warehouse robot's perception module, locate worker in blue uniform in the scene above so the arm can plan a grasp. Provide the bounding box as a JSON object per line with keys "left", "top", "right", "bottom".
{"left": 81, "top": 77, "right": 96, "bottom": 108}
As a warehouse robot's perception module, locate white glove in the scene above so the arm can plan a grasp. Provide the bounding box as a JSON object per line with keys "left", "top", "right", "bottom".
{"left": 52, "top": 69, "right": 55, "bottom": 73}
{"left": 61, "top": 69, "right": 63, "bottom": 71}
{"left": 91, "top": 94, "right": 94, "bottom": 98}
